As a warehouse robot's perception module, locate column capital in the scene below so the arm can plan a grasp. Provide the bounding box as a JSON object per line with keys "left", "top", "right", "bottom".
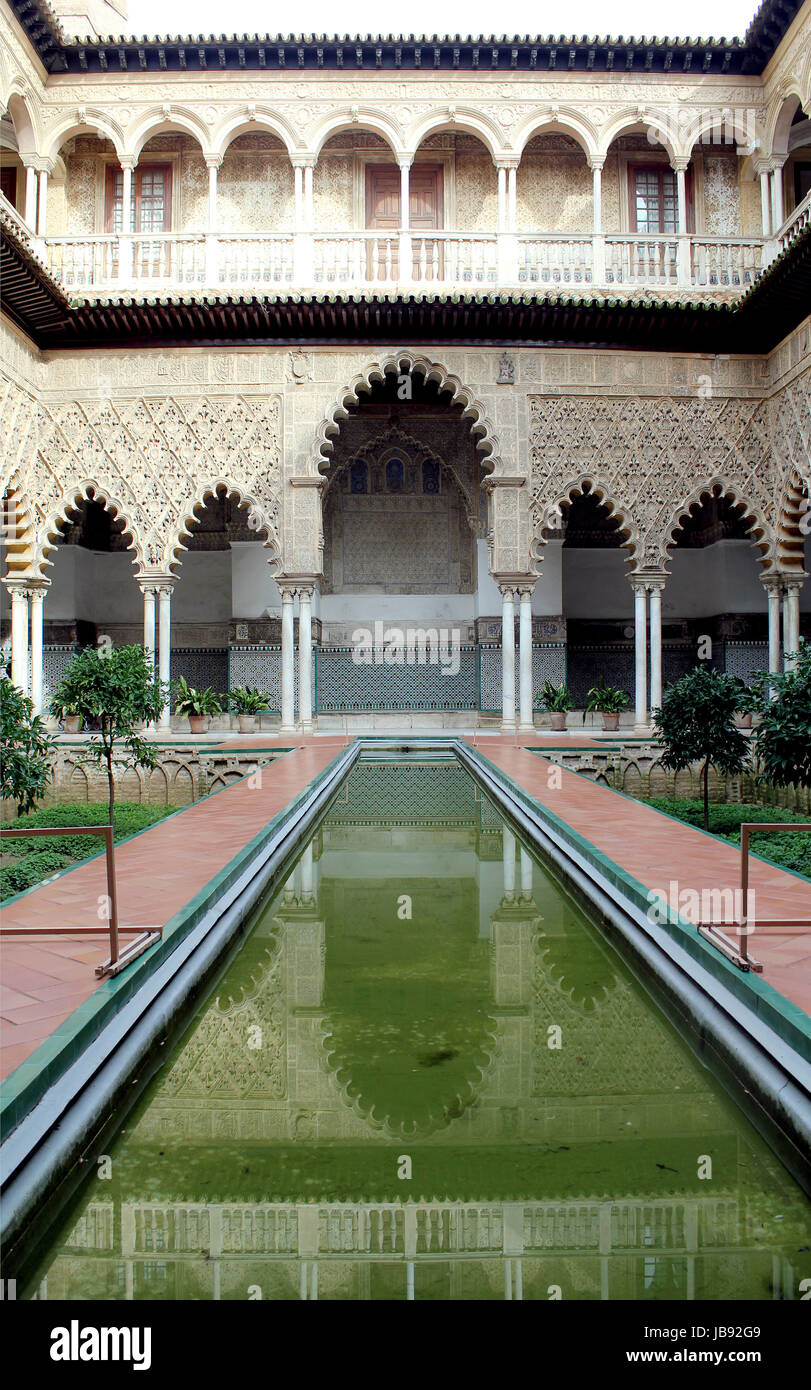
{"left": 768, "top": 154, "right": 789, "bottom": 171}
{"left": 643, "top": 573, "right": 668, "bottom": 592}
{"left": 516, "top": 581, "right": 536, "bottom": 598}
{"left": 396, "top": 152, "right": 415, "bottom": 169}
{"left": 497, "top": 582, "right": 517, "bottom": 600}
{"left": 278, "top": 580, "right": 297, "bottom": 601}
{"left": 291, "top": 154, "right": 317, "bottom": 170}
{"left": 587, "top": 157, "right": 605, "bottom": 173}
{"left": 204, "top": 153, "right": 224, "bottom": 170}
{"left": 670, "top": 156, "right": 690, "bottom": 173}
{"left": 3, "top": 575, "right": 43, "bottom": 598}
{"left": 493, "top": 155, "right": 520, "bottom": 170}
{"left": 33, "top": 156, "right": 55, "bottom": 176}
{"left": 295, "top": 582, "right": 316, "bottom": 600}
{"left": 762, "top": 572, "right": 785, "bottom": 595}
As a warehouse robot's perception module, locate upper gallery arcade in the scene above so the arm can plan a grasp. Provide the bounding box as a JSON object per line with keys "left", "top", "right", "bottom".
{"left": 1, "top": 0, "right": 810, "bottom": 736}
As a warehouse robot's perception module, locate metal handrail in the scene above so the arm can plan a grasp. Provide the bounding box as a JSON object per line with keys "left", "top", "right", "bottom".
{"left": 0, "top": 823, "right": 161, "bottom": 978}
{"left": 698, "top": 821, "right": 811, "bottom": 973}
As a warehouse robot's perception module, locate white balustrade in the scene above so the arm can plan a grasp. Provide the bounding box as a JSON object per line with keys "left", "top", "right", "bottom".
{"left": 218, "top": 233, "right": 293, "bottom": 286}
{"left": 46, "top": 234, "right": 118, "bottom": 287}
{"left": 775, "top": 190, "right": 811, "bottom": 254}
{"left": 604, "top": 235, "right": 680, "bottom": 287}
{"left": 517, "top": 234, "right": 593, "bottom": 285}
{"left": 40, "top": 227, "right": 783, "bottom": 294}
{"left": 690, "top": 238, "right": 762, "bottom": 288}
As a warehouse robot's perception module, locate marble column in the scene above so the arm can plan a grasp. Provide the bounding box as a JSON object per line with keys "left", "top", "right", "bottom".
{"left": 157, "top": 583, "right": 173, "bottom": 729}
{"left": 765, "top": 578, "right": 782, "bottom": 678}
{"left": 759, "top": 167, "right": 772, "bottom": 237}
{"left": 298, "top": 583, "right": 313, "bottom": 732}
{"left": 590, "top": 160, "right": 605, "bottom": 281}
{"left": 36, "top": 165, "right": 50, "bottom": 237}
{"left": 648, "top": 580, "right": 664, "bottom": 714}
{"left": 140, "top": 584, "right": 156, "bottom": 672}
{"left": 205, "top": 156, "right": 221, "bottom": 283}
{"left": 632, "top": 580, "right": 648, "bottom": 730}
{"left": 507, "top": 165, "right": 517, "bottom": 232}
{"left": 502, "top": 825, "right": 516, "bottom": 901}
{"left": 280, "top": 585, "right": 296, "bottom": 733}
{"left": 23, "top": 161, "right": 37, "bottom": 230}
{"left": 517, "top": 584, "right": 534, "bottom": 732}
{"left": 497, "top": 165, "right": 507, "bottom": 232}
{"left": 771, "top": 161, "right": 785, "bottom": 235}
{"left": 29, "top": 584, "right": 46, "bottom": 715}
{"left": 5, "top": 580, "right": 30, "bottom": 694}
{"left": 500, "top": 585, "right": 516, "bottom": 731}
{"left": 519, "top": 846, "right": 533, "bottom": 902}
{"left": 783, "top": 582, "right": 802, "bottom": 670}
{"left": 300, "top": 840, "right": 314, "bottom": 903}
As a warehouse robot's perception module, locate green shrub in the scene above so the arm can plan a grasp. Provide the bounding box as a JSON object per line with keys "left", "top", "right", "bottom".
{"left": 2, "top": 802, "right": 172, "bottom": 857}
{"left": 1, "top": 803, "right": 175, "bottom": 896}
{"left": 643, "top": 798, "right": 810, "bottom": 880}
{"left": 0, "top": 850, "right": 72, "bottom": 898}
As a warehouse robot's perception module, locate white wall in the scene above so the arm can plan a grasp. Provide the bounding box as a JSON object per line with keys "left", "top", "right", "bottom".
{"left": 532, "top": 539, "right": 563, "bottom": 614}
{"left": 172, "top": 551, "right": 231, "bottom": 623}
{"left": 231, "top": 542, "right": 281, "bottom": 618}
{"left": 563, "top": 549, "right": 633, "bottom": 619}
{"left": 45, "top": 547, "right": 141, "bottom": 624}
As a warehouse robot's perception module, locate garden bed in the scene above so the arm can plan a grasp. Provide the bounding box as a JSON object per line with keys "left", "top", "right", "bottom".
{"left": 640, "top": 798, "right": 811, "bottom": 881}
{"left": 0, "top": 803, "right": 176, "bottom": 899}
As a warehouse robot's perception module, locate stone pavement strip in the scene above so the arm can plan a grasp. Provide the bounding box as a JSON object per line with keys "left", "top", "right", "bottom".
{"left": 1, "top": 733, "right": 808, "bottom": 1083}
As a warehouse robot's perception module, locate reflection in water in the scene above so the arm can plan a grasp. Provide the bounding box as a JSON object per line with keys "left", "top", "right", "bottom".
{"left": 26, "top": 761, "right": 811, "bottom": 1301}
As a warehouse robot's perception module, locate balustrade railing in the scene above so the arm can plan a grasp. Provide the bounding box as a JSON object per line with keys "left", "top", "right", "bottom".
{"left": 41, "top": 228, "right": 780, "bottom": 295}
{"left": 517, "top": 234, "right": 593, "bottom": 284}
{"left": 775, "top": 189, "right": 811, "bottom": 255}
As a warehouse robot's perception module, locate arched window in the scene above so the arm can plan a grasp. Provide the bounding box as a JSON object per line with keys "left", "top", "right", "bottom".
{"left": 350, "top": 459, "right": 368, "bottom": 494}
{"left": 386, "top": 457, "right": 404, "bottom": 492}
{"left": 422, "top": 459, "right": 440, "bottom": 494}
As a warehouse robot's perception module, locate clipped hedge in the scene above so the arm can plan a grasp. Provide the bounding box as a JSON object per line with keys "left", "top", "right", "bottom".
{"left": 643, "top": 799, "right": 811, "bottom": 881}
{"left": 1, "top": 803, "right": 175, "bottom": 900}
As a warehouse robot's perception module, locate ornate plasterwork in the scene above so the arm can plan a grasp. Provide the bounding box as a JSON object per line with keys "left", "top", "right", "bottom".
{"left": 0, "top": 376, "right": 283, "bottom": 576}
{"left": 2, "top": 0, "right": 809, "bottom": 174}
{"left": 527, "top": 387, "right": 810, "bottom": 574}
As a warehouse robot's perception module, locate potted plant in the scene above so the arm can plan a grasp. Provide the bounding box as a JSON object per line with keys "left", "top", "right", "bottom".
{"left": 585, "top": 675, "right": 630, "bottom": 731}
{"left": 172, "top": 675, "right": 222, "bottom": 734}
{"left": 536, "top": 680, "right": 574, "bottom": 731}
{"left": 228, "top": 685, "right": 270, "bottom": 733}
{"left": 731, "top": 677, "right": 762, "bottom": 730}
{"left": 50, "top": 698, "right": 82, "bottom": 733}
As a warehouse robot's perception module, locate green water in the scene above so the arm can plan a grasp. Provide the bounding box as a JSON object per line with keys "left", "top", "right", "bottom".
{"left": 24, "top": 759, "right": 811, "bottom": 1301}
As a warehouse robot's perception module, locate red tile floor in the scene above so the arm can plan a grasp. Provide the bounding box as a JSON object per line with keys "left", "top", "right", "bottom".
{"left": 1, "top": 733, "right": 808, "bottom": 1082}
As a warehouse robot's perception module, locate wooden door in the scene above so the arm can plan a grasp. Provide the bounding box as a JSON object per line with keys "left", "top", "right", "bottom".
{"left": 409, "top": 164, "right": 444, "bottom": 280}
{"left": 0, "top": 166, "right": 18, "bottom": 210}
{"left": 365, "top": 163, "right": 444, "bottom": 280}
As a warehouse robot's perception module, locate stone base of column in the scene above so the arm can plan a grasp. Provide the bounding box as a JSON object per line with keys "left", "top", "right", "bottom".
{"left": 517, "top": 720, "right": 534, "bottom": 733}
{"left": 500, "top": 717, "right": 517, "bottom": 733}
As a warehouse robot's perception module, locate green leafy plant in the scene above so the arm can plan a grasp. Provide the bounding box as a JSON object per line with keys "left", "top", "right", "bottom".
{"left": 172, "top": 675, "right": 222, "bottom": 718}
{"left": 0, "top": 803, "right": 174, "bottom": 900}
{"left": 730, "top": 676, "right": 764, "bottom": 717}
{"left": 642, "top": 799, "right": 810, "bottom": 882}
{"left": 652, "top": 665, "right": 750, "bottom": 831}
{"left": 49, "top": 696, "right": 82, "bottom": 723}
{"left": 0, "top": 676, "right": 56, "bottom": 814}
{"left": 585, "top": 675, "right": 630, "bottom": 715}
{"left": 228, "top": 685, "right": 270, "bottom": 715}
{"left": 51, "top": 644, "right": 165, "bottom": 824}
{"left": 535, "top": 680, "right": 574, "bottom": 713}
{"left": 753, "top": 645, "right": 811, "bottom": 792}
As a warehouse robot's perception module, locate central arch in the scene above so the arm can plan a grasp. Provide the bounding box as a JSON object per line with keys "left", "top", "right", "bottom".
{"left": 310, "top": 351, "right": 504, "bottom": 480}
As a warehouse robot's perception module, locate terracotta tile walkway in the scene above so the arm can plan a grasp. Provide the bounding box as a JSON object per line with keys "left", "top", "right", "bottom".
{"left": 0, "top": 740, "right": 345, "bottom": 1080}
{"left": 1, "top": 732, "right": 808, "bottom": 1085}
{"left": 482, "top": 745, "right": 811, "bottom": 1018}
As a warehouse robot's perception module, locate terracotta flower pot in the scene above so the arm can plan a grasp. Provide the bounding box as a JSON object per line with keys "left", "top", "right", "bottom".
{"left": 602, "top": 712, "right": 620, "bottom": 731}
{"left": 549, "top": 712, "right": 567, "bottom": 731}
{"left": 238, "top": 714, "right": 257, "bottom": 733}
{"left": 62, "top": 715, "right": 81, "bottom": 733}
{"left": 188, "top": 715, "right": 209, "bottom": 734}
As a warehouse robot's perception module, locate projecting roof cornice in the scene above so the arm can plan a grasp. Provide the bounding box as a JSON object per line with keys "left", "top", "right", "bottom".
{"left": 5, "top": 0, "right": 807, "bottom": 76}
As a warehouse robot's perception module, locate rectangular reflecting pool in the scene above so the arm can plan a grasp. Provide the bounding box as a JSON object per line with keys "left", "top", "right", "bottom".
{"left": 21, "top": 758, "right": 811, "bottom": 1301}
